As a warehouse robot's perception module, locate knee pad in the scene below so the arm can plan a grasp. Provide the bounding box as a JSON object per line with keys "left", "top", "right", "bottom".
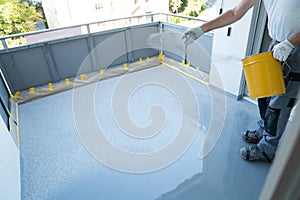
{"left": 264, "top": 107, "right": 281, "bottom": 136}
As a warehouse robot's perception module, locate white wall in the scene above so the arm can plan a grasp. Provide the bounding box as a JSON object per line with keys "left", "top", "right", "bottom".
{"left": 209, "top": 0, "right": 254, "bottom": 96}
{"left": 0, "top": 117, "right": 20, "bottom": 200}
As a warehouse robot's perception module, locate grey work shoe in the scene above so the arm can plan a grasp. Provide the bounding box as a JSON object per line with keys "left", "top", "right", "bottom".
{"left": 240, "top": 145, "right": 272, "bottom": 162}
{"left": 241, "top": 130, "right": 262, "bottom": 144}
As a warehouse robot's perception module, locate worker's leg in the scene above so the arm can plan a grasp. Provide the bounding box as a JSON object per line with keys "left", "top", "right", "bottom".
{"left": 257, "top": 90, "right": 298, "bottom": 160}
{"left": 241, "top": 97, "right": 270, "bottom": 143}
{"left": 241, "top": 46, "right": 300, "bottom": 161}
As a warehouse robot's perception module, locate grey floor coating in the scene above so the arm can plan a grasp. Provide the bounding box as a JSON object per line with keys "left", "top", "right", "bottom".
{"left": 19, "top": 65, "right": 270, "bottom": 200}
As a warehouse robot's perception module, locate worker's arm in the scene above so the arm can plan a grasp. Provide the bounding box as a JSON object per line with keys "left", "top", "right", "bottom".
{"left": 273, "top": 32, "right": 300, "bottom": 61}
{"left": 183, "top": 0, "right": 259, "bottom": 45}
{"left": 288, "top": 32, "right": 300, "bottom": 47}
{"left": 201, "top": 0, "right": 260, "bottom": 32}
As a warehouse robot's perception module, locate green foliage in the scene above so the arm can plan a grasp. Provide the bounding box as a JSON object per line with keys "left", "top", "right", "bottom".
{"left": 168, "top": 0, "right": 208, "bottom": 24}
{"left": 169, "top": 0, "right": 182, "bottom": 13}
{"left": 189, "top": 10, "right": 198, "bottom": 17}
{"left": 0, "top": 0, "right": 42, "bottom": 36}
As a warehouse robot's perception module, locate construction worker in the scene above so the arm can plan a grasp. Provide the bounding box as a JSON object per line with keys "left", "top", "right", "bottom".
{"left": 183, "top": 0, "right": 300, "bottom": 162}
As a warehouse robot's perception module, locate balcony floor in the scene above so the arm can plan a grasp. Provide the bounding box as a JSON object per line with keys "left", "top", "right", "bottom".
{"left": 19, "top": 65, "right": 270, "bottom": 200}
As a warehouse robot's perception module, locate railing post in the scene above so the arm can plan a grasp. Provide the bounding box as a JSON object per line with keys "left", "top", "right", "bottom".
{"left": 1, "top": 39, "right": 8, "bottom": 49}
{"left": 86, "top": 24, "right": 98, "bottom": 71}
{"left": 43, "top": 43, "right": 60, "bottom": 82}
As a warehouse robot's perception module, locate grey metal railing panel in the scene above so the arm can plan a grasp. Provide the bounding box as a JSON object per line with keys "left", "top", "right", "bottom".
{"left": 163, "top": 23, "right": 213, "bottom": 74}
{"left": 0, "top": 13, "right": 213, "bottom": 93}
{"left": 50, "top": 37, "right": 92, "bottom": 79}
{"left": 129, "top": 25, "right": 159, "bottom": 60}
{"left": 93, "top": 31, "right": 128, "bottom": 68}
{"left": 0, "top": 46, "right": 52, "bottom": 91}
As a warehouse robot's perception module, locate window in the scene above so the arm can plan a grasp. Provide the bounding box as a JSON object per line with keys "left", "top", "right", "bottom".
{"left": 110, "top": 2, "right": 116, "bottom": 12}
{"left": 95, "top": 3, "right": 103, "bottom": 10}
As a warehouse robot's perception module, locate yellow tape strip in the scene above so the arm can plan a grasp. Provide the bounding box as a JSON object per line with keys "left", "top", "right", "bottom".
{"left": 162, "top": 62, "right": 208, "bottom": 86}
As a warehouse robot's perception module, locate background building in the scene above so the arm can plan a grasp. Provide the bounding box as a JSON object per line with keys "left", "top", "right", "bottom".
{"left": 42, "top": 0, "right": 169, "bottom": 28}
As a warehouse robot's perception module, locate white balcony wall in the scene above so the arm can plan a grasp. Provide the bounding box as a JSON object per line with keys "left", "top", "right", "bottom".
{"left": 0, "top": 118, "right": 20, "bottom": 200}
{"left": 209, "top": 0, "right": 254, "bottom": 96}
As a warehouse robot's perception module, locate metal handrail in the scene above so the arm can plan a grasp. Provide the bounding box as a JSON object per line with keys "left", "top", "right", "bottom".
{"left": 0, "top": 12, "right": 207, "bottom": 49}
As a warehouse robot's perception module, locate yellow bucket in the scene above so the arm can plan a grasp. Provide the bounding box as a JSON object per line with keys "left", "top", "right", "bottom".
{"left": 242, "top": 52, "right": 286, "bottom": 98}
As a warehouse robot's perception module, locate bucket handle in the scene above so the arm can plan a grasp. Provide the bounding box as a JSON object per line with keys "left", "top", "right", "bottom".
{"left": 283, "top": 61, "right": 292, "bottom": 78}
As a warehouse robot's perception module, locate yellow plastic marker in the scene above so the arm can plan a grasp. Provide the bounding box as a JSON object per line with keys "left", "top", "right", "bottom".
{"left": 186, "top": 61, "right": 191, "bottom": 68}
{"left": 29, "top": 87, "right": 35, "bottom": 93}
{"left": 15, "top": 91, "right": 20, "bottom": 98}
{"left": 139, "top": 57, "right": 143, "bottom": 64}
{"left": 65, "top": 78, "right": 70, "bottom": 85}
{"left": 158, "top": 53, "right": 165, "bottom": 63}
{"left": 196, "top": 66, "right": 200, "bottom": 72}
{"left": 123, "top": 63, "right": 128, "bottom": 70}
{"left": 181, "top": 60, "right": 185, "bottom": 66}
{"left": 146, "top": 57, "right": 150, "bottom": 62}
{"left": 48, "top": 83, "right": 53, "bottom": 91}
{"left": 99, "top": 69, "right": 104, "bottom": 76}
{"left": 80, "top": 74, "right": 87, "bottom": 80}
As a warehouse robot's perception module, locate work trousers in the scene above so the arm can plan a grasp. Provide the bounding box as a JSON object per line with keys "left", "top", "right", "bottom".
{"left": 255, "top": 41, "right": 300, "bottom": 160}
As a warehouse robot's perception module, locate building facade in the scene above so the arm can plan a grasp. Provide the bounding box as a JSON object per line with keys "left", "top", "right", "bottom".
{"left": 42, "top": 0, "right": 169, "bottom": 28}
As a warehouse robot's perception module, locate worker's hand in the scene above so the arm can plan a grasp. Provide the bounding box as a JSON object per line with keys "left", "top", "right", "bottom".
{"left": 272, "top": 39, "right": 294, "bottom": 62}
{"left": 183, "top": 26, "right": 204, "bottom": 45}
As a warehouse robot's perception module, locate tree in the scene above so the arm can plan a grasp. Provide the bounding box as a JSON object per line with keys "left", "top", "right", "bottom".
{"left": 0, "top": 0, "right": 42, "bottom": 36}
{"left": 169, "top": 0, "right": 182, "bottom": 13}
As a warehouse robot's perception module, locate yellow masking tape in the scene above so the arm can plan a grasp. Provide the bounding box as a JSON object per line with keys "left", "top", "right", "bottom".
{"left": 162, "top": 62, "right": 208, "bottom": 86}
